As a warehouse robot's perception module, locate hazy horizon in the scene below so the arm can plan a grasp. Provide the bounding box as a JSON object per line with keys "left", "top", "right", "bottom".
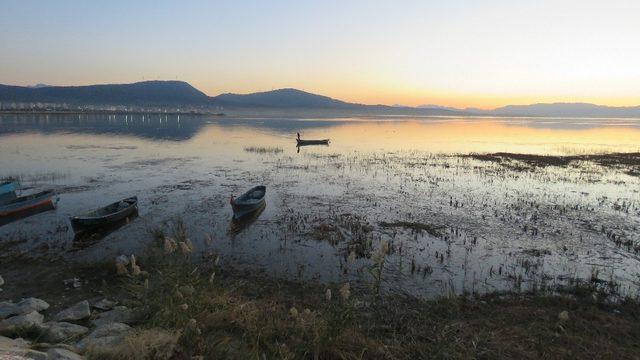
{"left": 2, "top": 0, "right": 639, "bottom": 109}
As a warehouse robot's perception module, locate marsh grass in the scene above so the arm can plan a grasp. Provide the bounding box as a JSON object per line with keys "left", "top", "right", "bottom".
{"left": 118, "top": 221, "right": 369, "bottom": 359}
{"left": 1, "top": 170, "right": 69, "bottom": 184}
{"left": 244, "top": 146, "right": 284, "bottom": 154}
{"left": 88, "top": 219, "right": 640, "bottom": 359}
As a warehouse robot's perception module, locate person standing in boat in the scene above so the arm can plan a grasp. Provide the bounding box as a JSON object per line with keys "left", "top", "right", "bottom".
{"left": 297, "top": 132, "right": 300, "bottom": 141}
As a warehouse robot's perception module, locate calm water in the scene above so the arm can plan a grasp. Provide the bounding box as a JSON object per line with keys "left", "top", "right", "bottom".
{"left": 1, "top": 114, "right": 640, "bottom": 298}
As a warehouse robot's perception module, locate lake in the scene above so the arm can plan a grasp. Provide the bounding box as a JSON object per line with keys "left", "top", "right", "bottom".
{"left": 1, "top": 113, "right": 640, "bottom": 298}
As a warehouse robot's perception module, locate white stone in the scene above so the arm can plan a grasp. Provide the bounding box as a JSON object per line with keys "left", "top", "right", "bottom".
{"left": 55, "top": 301, "right": 90, "bottom": 322}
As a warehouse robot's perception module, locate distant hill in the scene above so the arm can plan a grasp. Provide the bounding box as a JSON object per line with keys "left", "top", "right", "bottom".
{"left": 490, "top": 103, "right": 640, "bottom": 118}
{"left": 2, "top": 80, "right": 638, "bottom": 117}
{"left": 211, "top": 88, "right": 360, "bottom": 109}
{"left": 0, "top": 81, "right": 210, "bottom": 105}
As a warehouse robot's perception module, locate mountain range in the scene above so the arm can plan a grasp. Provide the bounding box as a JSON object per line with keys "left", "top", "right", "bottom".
{"left": 1, "top": 80, "right": 639, "bottom": 118}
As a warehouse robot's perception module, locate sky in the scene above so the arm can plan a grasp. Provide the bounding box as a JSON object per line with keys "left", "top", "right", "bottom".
{"left": 1, "top": 0, "right": 639, "bottom": 109}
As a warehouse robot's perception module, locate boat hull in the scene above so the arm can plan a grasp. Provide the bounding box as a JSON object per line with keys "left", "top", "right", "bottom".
{"left": 296, "top": 139, "right": 330, "bottom": 146}
{"left": 70, "top": 196, "right": 138, "bottom": 230}
{"left": 231, "top": 199, "right": 266, "bottom": 220}
{"left": 231, "top": 186, "right": 266, "bottom": 220}
{"left": 0, "top": 190, "right": 57, "bottom": 225}
{"left": 0, "top": 191, "right": 17, "bottom": 205}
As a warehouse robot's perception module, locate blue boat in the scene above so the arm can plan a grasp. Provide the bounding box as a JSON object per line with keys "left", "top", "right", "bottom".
{"left": 0, "top": 182, "right": 18, "bottom": 205}
{"left": 0, "top": 190, "right": 57, "bottom": 218}
{"left": 0, "top": 181, "right": 18, "bottom": 195}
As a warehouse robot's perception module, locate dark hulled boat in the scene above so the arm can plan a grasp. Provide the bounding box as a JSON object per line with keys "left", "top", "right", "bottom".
{"left": 296, "top": 139, "right": 330, "bottom": 146}
{"left": 230, "top": 186, "right": 266, "bottom": 220}
{"left": 70, "top": 196, "right": 138, "bottom": 230}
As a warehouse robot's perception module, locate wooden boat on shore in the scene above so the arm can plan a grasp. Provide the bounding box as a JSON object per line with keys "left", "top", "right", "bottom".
{"left": 230, "top": 186, "right": 266, "bottom": 220}
{"left": 0, "top": 190, "right": 57, "bottom": 218}
{"left": 296, "top": 139, "right": 330, "bottom": 146}
{"left": 0, "top": 181, "right": 18, "bottom": 195}
{"left": 70, "top": 196, "right": 138, "bottom": 230}
{"left": 0, "top": 182, "right": 18, "bottom": 205}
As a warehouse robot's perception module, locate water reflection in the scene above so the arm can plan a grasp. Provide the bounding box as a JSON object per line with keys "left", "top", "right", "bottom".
{"left": 0, "top": 113, "right": 208, "bottom": 141}
{"left": 1, "top": 114, "right": 640, "bottom": 154}
{"left": 229, "top": 202, "right": 266, "bottom": 235}
{"left": 1, "top": 114, "right": 640, "bottom": 298}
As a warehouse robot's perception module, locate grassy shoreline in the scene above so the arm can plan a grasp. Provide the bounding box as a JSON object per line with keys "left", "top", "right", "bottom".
{"left": 79, "top": 232, "right": 640, "bottom": 360}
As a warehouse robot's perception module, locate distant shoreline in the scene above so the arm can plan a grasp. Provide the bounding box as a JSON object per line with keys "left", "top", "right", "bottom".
{"left": 0, "top": 109, "right": 224, "bottom": 116}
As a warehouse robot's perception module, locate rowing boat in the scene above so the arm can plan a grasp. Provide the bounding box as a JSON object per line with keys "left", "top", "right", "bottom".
{"left": 296, "top": 139, "right": 330, "bottom": 146}
{"left": 70, "top": 196, "right": 138, "bottom": 230}
{"left": 230, "top": 186, "right": 266, "bottom": 220}
{"left": 0, "top": 190, "right": 57, "bottom": 218}
{"left": 0, "top": 181, "right": 18, "bottom": 195}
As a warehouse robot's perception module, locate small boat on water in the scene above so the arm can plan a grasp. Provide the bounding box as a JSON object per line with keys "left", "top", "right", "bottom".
{"left": 230, "top": 186, "right": 266, "bottom": 220}
{"left": 70, "top": 196, "right": 138, "bottom": 230}
{"left": 0, "top": 190, "right": 57, "bottom": 218}
{"left": 296, "top": 139, "right": 330, "bottom": 146}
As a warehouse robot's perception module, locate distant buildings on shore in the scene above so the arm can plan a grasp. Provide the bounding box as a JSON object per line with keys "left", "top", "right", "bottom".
{"left": 0, "top": 102, "right": 224, "bottom": 115}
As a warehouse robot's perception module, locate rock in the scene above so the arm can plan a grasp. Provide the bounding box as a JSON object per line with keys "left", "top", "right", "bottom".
{"left": 48, "top": 347, "right": 85, "bottom": 360}
{"left": 115, "top": 255, "right": 130, "bottom": 266}
{"left": 92, "top": 299, "right": 115, "bottom": 311}
{"left": 63, "top": 278, "right": 82, "bottom": 289}
{"left": 1, "top": 336, "right": 48, "bottom": 360}
{"left": 0, "top": 347, "right": 48, "bottom": 360}
{"left": 44, "top": 322, "right": 89, "bottom": 343}
{"left": 558, "top": 310, "right": 569, "bottom": 322}
{"left": 0, "top": 275, "right": 4, "bottom": 286}
{"left": 55, "top": 301, "right": 90, "bottom": 322}
{"left": 90, "top": 306, "right": 137, "bottom": 327}
{"left": 0, "top": 298, "right": 49, "bottom": 319}
{"left": 0, "top": 311, "right": 45, "bottom": 332}
{"left": 0, "top": 302, "right": 19, "bottom": 319}
{"left": 18, "top": 298, "right": 50, "bottom": 313}
{"left": 0, "top": 335, "right": 30, "bottom": 348}
{"left": 76, "top": 322, "right": 131, "bottom": 352}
